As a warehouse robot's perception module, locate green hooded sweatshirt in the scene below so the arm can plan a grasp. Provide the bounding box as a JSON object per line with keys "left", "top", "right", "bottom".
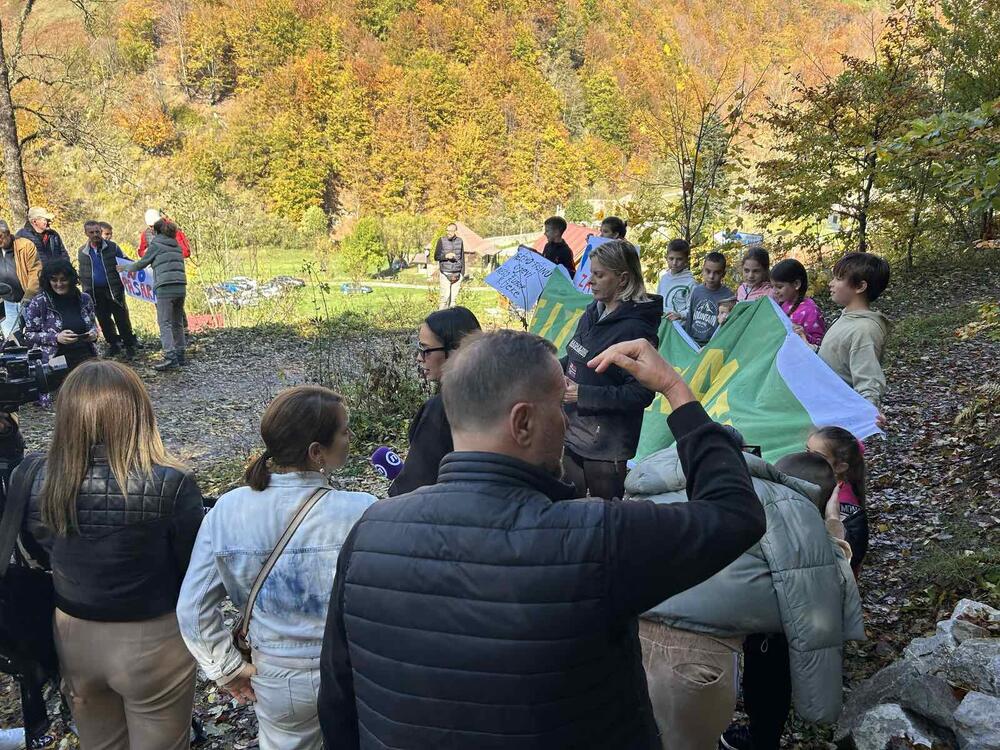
{"left": 818, "top": 309, "right": 891, "bottom": 407}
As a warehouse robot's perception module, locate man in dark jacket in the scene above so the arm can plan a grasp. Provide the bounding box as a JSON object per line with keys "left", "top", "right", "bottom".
{"left": 77, "top": 221, "right": 137, "bottom": 358}
{"left": 433, "top": 223, "right": 464, "bottom": 309}
{"left": 319, "top": 331, "right": 765, "bottom": 749}
{"left": 15, "top": 208, "right": 68, "bottom": 265}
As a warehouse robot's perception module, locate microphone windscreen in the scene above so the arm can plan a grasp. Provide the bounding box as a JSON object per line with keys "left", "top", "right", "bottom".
{"left": 370, "top": 446, "right": 404, "bottom": 480}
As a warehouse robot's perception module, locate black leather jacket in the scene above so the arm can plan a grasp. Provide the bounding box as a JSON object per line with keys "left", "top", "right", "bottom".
{"left": 20, "top": 448, "right": 204, "bottom": 622}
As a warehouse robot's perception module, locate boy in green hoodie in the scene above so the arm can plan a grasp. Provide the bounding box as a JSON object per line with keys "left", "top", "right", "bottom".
{"left": 819, "top": 252, "right": 891, "bottom": 410}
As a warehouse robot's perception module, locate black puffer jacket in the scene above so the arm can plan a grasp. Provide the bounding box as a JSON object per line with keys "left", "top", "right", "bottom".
{"left": 20, "top": 448, "right": 204, "bottom": 622}
{"left": 563, "top": 295, "right": 663, "bottom": 460}
{"left": 15, "top": 223, "right": 68, "bottom": 264}
{"left": 319, "top": 403, "right": 765, "bottom": 749}
{"left": 387, "top": 394, "right": 451, "bottom": 497}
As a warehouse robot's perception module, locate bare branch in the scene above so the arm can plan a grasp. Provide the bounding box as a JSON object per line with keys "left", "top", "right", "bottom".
{"left": 12, "top": 0, "right": 37, "bottom": 67}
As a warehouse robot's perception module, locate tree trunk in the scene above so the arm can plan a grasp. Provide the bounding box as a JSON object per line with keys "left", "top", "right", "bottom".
{"left": 904, "top": 162, "right": 931, "bottom": 271}
{"left": 856, "top": 154, "right": 877, "bottom": 253}
{"left": 0, "top": 20, "right": 28, "bottom": 226}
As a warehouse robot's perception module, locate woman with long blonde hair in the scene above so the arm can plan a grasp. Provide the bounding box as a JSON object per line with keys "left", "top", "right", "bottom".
{"left": 16, "top": 360, "right": 204, "bottom": 750}
{"left": 561, "top": 240, "right": 663, "bottom": 500}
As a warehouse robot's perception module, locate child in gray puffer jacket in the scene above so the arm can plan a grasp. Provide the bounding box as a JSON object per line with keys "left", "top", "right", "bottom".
{"left": 627, "top": 444, "right": 864, "bottom": 750}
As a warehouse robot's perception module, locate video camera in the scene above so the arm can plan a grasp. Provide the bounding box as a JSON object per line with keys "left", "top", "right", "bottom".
{"left": 0, "top": 281, "right": 62, "bottom": 414}
{"left": 0, "top": 346, "right": 61, "bottom": 414}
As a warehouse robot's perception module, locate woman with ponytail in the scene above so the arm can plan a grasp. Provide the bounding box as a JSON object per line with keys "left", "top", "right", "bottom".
{"left": 176, "top": 386, "right": 375, "bottom": 750}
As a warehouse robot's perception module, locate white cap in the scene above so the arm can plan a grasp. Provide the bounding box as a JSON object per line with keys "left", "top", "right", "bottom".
{"left": 144, "top": 208, "right": 162, "bottom": 227}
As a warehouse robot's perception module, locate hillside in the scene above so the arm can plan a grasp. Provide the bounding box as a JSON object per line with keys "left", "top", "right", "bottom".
{"left": 10, "top": 0, "right": 879, "bottom": 237}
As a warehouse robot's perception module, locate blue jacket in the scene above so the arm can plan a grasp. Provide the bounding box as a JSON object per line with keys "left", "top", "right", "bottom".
{"left": 177, "top": 471, "right": 375, "bottom": 683}
{"left": 319, "top": 403, "right": 765, "bottom": 749}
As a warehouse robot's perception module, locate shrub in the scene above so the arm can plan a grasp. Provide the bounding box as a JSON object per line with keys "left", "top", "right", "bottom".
{"left": 339, "top": 217, "right": 385, "bottom": 278}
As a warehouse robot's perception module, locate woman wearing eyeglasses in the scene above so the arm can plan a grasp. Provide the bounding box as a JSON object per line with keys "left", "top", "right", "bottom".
{"left": 388, "top": 307, "right": 481, "bottom": 496}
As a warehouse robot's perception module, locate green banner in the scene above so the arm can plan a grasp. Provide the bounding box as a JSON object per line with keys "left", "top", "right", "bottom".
{"left": 529, "top": 273, "right": 592, "bottom": 356}
{"left": 637, "top": 297, "right": 831, "bottom": 463}
{"left": 532, "top": 278, "right": 880, "bottom": 463}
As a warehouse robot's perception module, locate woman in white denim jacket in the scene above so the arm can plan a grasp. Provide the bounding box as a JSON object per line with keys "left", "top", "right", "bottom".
{"left": 177, "top": 385, "right": 376, "bottom": 750}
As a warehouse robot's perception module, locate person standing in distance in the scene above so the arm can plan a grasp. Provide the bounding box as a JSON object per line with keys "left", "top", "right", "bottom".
{"left": 77, "top": 221, "right": 138, "bottom": 359}
{"left": 434, "top": 223, "right": 465, "bottom": 309}
{"left": 318, "top": 331, "right": 765, "bottom": 749}
{"left": 117, "top": 220, "right": 187, "bottom": 370}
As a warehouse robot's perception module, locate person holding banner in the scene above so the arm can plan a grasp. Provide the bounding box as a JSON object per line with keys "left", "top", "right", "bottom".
{"left": 117, "top": 220, "right": 188, "bottom": 371}
{"left": 561, "top": 240, "right": 662, "bottom": 500}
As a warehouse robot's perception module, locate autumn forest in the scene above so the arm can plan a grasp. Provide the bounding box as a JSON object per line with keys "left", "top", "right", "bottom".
{"left": 0, "top": 0, "right": 997, "bottom": 267}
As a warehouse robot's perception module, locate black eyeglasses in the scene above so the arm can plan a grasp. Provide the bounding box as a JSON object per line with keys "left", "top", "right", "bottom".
{"left": 416, "top": 345, "right": 447, "bottom": 359}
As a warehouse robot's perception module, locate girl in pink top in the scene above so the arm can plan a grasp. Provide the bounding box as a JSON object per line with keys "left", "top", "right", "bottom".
{"left": 736, "top": 246, "right": 774, "bottom": 301}
{"left": 771, "top": 258, "right": 826, "bottom": 346}
{"left": 807, "top": 425, "right": 868, "bottom": 577}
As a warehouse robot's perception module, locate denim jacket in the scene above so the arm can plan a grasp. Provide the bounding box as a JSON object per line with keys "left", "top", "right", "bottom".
{"left": 176, "top": 471, "right": 375, "bottom": 682}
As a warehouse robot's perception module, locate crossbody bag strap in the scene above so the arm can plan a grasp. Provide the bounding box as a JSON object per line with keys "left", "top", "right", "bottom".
{"left": 237, "top": 485, "right": 330, "bottom": 642}
{"left": 0, "top": 454, "right": 43, "bottom": 579}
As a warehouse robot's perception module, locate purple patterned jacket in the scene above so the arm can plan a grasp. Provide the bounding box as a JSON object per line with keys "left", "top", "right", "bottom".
{"left": 23, "top": 291, "right": 98, "bottom": 361}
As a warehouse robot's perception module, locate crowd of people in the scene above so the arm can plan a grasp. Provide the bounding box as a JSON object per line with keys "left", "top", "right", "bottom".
{"left": 0, "top": 207, "right": 192, "bottom": 382}
{"left": 0, "top": 214, "right": 896, "bottom": 750}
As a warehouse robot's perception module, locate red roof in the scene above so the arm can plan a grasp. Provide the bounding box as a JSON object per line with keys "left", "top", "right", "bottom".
{"left": 531, "top": 223, "right": 596, "bottom": 261}
{"left": 453, "top": 222, "right": 497, "bottom": 256}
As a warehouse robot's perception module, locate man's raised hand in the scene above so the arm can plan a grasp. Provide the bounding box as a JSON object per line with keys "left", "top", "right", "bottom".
{"left": 587, "top": 339, "right": 695, "bottom": 409}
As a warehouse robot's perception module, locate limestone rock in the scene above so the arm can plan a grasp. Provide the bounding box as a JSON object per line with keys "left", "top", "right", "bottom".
{"left": 853, "top": 704, "right": 953, "bottom": 750}
{"left": 953, "top": 692, "right": 1000, "bottom": 750}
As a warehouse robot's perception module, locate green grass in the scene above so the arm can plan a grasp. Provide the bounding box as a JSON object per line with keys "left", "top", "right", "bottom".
{"left": 123, "top": 245, "right": 518, "bottom": 336}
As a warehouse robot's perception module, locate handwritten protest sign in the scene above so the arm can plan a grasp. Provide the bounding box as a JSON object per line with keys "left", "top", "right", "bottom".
{"left": 119, "top": 262, "right": 157, "bottom": 304}
{"left": 485, "top": 245, "right": 568, "bottom": 311}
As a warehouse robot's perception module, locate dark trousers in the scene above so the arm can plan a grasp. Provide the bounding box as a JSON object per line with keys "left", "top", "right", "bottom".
{"left": 92, "top": 287, "right": 136, "bottom": 347}
{"left": 562, "top": 449, "right": 629, "bottom": 500}
{"left": 743, "top": 633, "right": 792, "bottom": 750}
{"left": 19, "top": 659, "right": 51, "bottom": 740}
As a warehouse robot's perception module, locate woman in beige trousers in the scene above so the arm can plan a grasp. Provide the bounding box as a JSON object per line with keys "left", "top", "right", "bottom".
{"left": 16, "top": 360, "right": 205, "bottom": 749}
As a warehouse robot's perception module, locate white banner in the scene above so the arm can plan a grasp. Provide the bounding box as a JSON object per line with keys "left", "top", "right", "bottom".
{"left": 485, "top": 245, "right": 569, "bottom": 311}
{"left": 119, "top": 261, "right": 157, "bottom": 304}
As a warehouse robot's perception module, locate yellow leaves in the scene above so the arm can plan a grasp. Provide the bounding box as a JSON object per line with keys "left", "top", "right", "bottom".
{"left": 113, "top": 102, "right": 177, "bottom": 154}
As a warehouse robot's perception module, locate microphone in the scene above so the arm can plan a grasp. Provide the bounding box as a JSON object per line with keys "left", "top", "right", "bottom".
{"left": 370, "top": 446, "right": 403, "bottom": 480}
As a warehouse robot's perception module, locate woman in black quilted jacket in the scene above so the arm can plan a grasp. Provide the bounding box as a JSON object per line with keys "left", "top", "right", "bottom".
{"left": 17, "top": 359, "right": 205, "bottom": 750}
